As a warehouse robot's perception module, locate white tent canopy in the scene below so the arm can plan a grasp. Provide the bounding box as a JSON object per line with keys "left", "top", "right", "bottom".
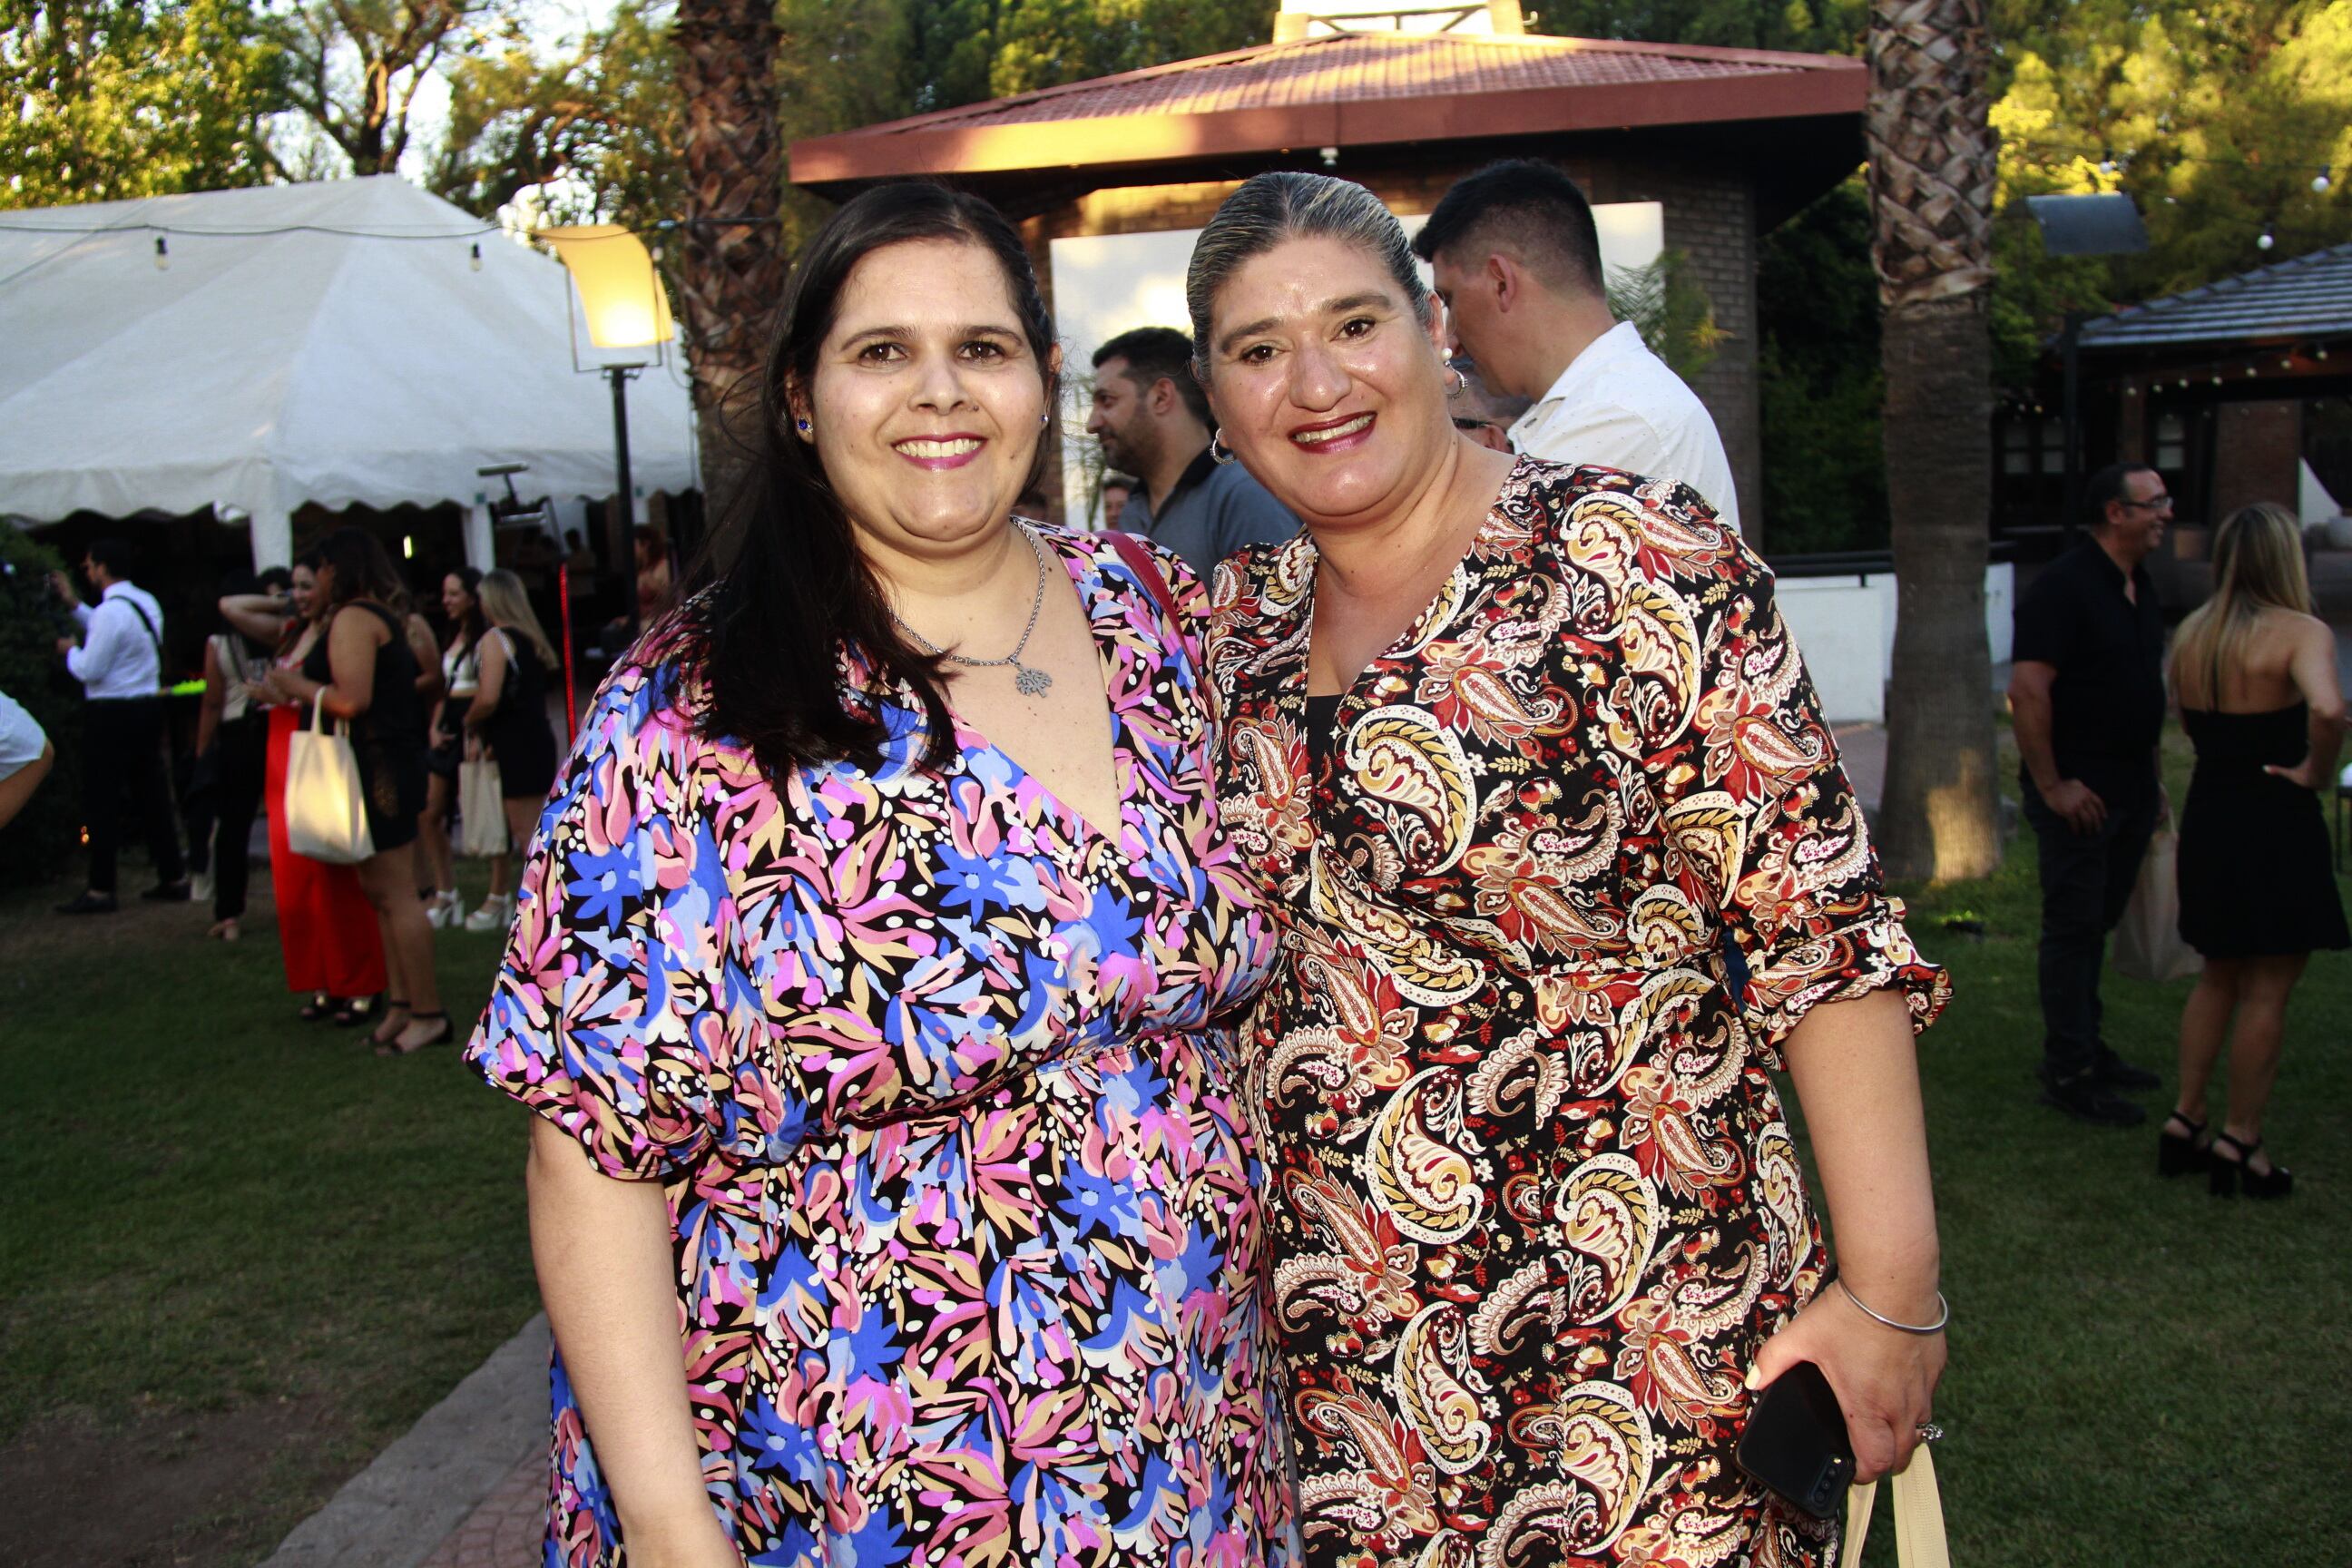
{"left": 0, "top": 176, "right": 696, "bottom": 567}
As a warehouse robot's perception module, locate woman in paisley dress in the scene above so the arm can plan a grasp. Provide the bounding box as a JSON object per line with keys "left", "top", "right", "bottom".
{"left": 1187, "top": 172, "right": 1952, "bottom": 1567}
{"left": 466, "top": 183, "right": 1289, "bottom": 1568}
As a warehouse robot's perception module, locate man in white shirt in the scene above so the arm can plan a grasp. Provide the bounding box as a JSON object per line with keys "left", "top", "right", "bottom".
{"left": 1414, "top": 160, "right": 1742, "bottom": 532}
{"left": 51, "top": 536, "right": 187, "bottom": 912}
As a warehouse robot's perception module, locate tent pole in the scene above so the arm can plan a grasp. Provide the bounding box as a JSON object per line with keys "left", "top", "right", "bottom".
{"left": 610, "top": 366, "right": 638, "bottom": 647}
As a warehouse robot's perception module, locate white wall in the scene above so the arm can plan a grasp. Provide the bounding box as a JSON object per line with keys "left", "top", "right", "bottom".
{"left": 1775, "top": 562, "right": 2016, "bottom": 725}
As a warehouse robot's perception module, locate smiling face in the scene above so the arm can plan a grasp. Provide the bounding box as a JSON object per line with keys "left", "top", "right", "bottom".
{"left": 789, "top": 238, "right": 1054, "bottom": 574}
{"left": 1201, "top": 235, "right": 1455, "bottom": 529}
{"left": 289, "top": 564, "right": 318, "bottom": 622}
{"left": 440, "top": 573, "right": 475, "bottom": 622}
{"left": 1084, "top": 358, "right": 1156, "bottom": 478}
{"left": 2102, "top": 466, "right": 2171, "bottom": 561}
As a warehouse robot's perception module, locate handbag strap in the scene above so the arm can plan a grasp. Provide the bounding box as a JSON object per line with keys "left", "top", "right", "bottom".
{"left": 1106, "top": 531, "right": 1183, "bottom": 628}
{"left": 1840, "top": 1446, "right": 1950, "bottom": 1568}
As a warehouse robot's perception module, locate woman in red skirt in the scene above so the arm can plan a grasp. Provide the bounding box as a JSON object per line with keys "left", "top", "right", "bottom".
{"left": 221, "top": 555, "right": 387, "bottom": 1023}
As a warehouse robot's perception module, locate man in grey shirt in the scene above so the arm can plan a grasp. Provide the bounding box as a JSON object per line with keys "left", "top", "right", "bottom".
{"left": 1085, "top": 327, "right": 1298, "bottom": 583}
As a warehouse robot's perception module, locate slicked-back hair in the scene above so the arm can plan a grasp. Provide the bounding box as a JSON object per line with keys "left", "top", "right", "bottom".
{"left": 1187, "top": 172, "right": 1432, "bottom": 383}
{"left": 2083, "top": 462, "right": 2158, "bottom": 528}
{"left": 84, "top": 536, "right": 138, "bottom": 582}
{"left": 680, "top": 181, "right": 1058, "bottom": 779}
{"left": 1412, "top": 159, "right": 1605, "bottom": 299}
{"left": 1093, "top": 326, "right": 1211, "bottom": 429}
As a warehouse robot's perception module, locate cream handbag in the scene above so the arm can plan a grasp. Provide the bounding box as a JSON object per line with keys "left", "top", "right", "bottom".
{"left": 285, "top": 698, "right": 375, "bottom": 865}
{"left": 1839, "top": 1446, "right": 1951, "bottom": 1568}
{"left": 457, "top": 757, "right": 508, "bottom": 858}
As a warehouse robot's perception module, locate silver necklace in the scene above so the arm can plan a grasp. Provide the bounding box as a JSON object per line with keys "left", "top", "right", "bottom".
{"left": 891, "top": 524, "right": 1054, "bottom": 696}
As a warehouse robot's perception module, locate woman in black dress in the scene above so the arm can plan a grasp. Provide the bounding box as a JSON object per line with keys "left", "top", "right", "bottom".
{"left": 2164, "top": 502, "right": 2347, "bottom": 1197}
{"left": 259, "top": 527, "right": 450, "bottom": 1054}
{"left": 459, "top": 567, "right": 561, "bottom": 936}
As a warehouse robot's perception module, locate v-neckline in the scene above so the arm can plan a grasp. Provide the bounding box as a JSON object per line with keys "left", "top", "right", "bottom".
{"left": 936, "top": 529, "right": 1139, "bottom": 857}
{"left": 1297, "top": 490, "right": 1509, "bottom": 710}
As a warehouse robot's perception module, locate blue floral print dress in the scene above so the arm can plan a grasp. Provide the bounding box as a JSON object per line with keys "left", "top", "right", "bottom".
{"left": 466, "top": 525, "right": 1290, "bottom": 1568}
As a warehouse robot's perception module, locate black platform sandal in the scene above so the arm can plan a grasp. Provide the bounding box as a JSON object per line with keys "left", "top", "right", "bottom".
{"left": 334, "top": 993, "right": 382, "bottom": 1028}
{"left": 2210, "top": 1131, "right": 2294, "bottom": 1200}
{"left": 298, "top": 992, "right": 335, "bottom": 1024}
{"left": 2158, "top": 1111, "right": 2210, "bottom": 1177}
{"left": 374, "top": 1010, "right": 452, "bottom": 1057}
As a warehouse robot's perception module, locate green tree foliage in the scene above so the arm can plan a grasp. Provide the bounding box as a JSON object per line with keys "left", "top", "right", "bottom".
{"left": 273, "top": 0, "right": 517, "bottom": 176}
{"left": 1988, "top": 0, "right": 2352, "bottom": 388}
{"left": 1535, "top": 0, "right": 1865, "bottom": 54}
{"left": 1757, "top": 178, "right": 1891, "bottom": 553}
{"left": 0, "top": 0, "right": 286, "bottom": 208}
{"left": 431, "top": 0, "right": 681, "bottom": 226}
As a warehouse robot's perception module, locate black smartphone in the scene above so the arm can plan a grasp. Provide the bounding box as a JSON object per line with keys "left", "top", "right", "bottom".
{"left": 1734, "top": 1360, "right": 1855, "bottom": 1520}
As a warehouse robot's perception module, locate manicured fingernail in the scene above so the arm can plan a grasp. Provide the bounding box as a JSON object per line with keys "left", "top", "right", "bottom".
{"left": 1744, "top": 1366, "right": 1762, "bottom": 1390}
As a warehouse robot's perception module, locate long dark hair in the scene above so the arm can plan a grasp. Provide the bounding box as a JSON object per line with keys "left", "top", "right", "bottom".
{"left": 316, "top": 525, "right": 410, "bottom": 613}
{"left": 679, "top": 181, "right": 1058, "bottom": 777}
{"left": 443, "top": 565, "right": 486, "bottom": 650}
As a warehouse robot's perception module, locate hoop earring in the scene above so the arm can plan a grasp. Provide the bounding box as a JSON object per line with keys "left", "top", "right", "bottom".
{"left": 1210, "top": 428, "right": 1238, "bottom": 466}
{"left": 1444, "top": 363, "right": 1467, "bottom": 396}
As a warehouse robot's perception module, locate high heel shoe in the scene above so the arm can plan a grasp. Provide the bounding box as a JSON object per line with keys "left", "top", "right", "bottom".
{"left": 2210, "top": 1131, "right": 2294, "bottom": 1200}
{"left": 423, "top": 889, "right": 463, "bottom": 929}
{"left": 2158, "top": 1111, "right": 2210, "bottom": 1177}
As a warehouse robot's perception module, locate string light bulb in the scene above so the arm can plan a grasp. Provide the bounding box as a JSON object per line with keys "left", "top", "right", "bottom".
{"left": 2318, "top": 168, "right": 2334, "bottom": 193}
{"left": 469, "top": 242, "right": 483, "bottom": 272}
{"left": 152, "top": 236, "right": 169, "bottom": 271}
{"left": 2258, "top": 228, "right": 2275, "bottom": 250}
{"left": 2099, "top": 152, "right": 2118, "bottom": 176}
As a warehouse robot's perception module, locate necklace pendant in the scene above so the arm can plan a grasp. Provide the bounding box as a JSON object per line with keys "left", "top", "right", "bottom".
{"left": 1014, "top": 663, "right": 1054, "bottom": 696}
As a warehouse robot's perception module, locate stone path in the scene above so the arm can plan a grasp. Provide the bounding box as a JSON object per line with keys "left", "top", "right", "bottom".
{"left": 257, "top": 1317, "right": 547, "bottom": 1568}
{"left": 417, "top": 1451, "right": 544, "bottom": 1568}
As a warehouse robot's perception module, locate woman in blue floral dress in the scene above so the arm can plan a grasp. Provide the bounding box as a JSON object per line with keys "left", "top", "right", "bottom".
{"left": 466, "top": 185, "right": 1289, "bottom": 1568}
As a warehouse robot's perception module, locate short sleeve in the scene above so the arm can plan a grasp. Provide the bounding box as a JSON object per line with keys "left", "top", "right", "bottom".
{"left": 0, "top": 691, "right": 46, "bottom": 776}
{"left": 1649, "top": 537, "right": 1950, "bottom": 1063}
{"left": 464, "top": 661, "right": 732, "bottom": 1179}
{"left": 2010, "top": 564, "right": 2074, "bottom": 668}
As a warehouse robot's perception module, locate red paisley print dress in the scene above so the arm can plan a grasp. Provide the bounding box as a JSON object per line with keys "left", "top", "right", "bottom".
{"left": 1205, "top": 460, "right": 1949, "bottom": 1568}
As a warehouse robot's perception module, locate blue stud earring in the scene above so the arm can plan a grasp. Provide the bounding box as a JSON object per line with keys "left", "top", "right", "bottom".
{"left": 796, "top": 419, "right": 810, "bottom": 434}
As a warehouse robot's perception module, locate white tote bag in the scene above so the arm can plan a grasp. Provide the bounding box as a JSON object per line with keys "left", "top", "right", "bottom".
{"left": 458, "top": 757, "right": 509, "bottom": 858}
{"left": 1839, "top": 1445, "right": 1952, "bottom": 1568}
{"left": 285, "top": 699, "right": 375, "bottom": 865}
{"left": 2112, "top": 826, "right": 2201, "bottom": 983}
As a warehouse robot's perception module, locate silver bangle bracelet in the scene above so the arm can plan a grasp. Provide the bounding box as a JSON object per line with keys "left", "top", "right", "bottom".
{"left": 1835, "top": 1277, "right": 1949, "bottom": 1335}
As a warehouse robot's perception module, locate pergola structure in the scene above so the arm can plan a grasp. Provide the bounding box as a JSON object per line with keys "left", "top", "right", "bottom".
{"left": 789, "top": 9, "right": 1868, "bottom": 539}
{"left": 1997, "top": 240, "right": 2352, "bottom": 555}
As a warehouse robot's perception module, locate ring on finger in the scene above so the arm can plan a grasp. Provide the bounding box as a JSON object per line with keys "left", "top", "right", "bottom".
{"left": 1914, "top": 1421, "right": 1945, "bottom": 1443}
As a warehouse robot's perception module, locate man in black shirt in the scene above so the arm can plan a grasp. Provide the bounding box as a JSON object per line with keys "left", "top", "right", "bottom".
{"left": 2008, "top": 463, "right": 2172, "bottom": 1125}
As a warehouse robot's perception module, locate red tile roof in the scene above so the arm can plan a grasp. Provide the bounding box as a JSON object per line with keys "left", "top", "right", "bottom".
{"left": 792, "top": 32, "right": 1865, "bottom": 189}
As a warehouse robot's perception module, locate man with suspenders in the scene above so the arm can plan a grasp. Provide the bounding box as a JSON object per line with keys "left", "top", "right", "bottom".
{"left": 53, "top": 536, "right": 188, "bottom": 913}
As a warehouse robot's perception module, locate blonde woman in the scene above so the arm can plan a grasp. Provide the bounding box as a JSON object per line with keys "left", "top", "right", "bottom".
{"left": 459, "top": 569, "right": 562, "bottom": 931}
{"left": 2163, "top": 502, "right": 2346, "bottom": 1198}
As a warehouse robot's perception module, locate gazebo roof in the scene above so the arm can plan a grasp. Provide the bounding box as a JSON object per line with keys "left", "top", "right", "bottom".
{"left": 2080, "top": 241, "right": 2352, "bottom": 351}
{"left": 790, "top": 31, "right": 1866, "bottom": 195}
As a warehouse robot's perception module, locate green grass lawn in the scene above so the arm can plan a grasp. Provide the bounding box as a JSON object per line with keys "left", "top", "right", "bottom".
{"left": 0, "top": 858, "right": 541, "bottom": 1567}
{"left": 1, "top": 741, "right": 2346, "bottom": 1566}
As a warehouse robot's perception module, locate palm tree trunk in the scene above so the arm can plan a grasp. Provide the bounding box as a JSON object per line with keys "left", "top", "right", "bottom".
{"left": 1867, "top": 0, "right": 2002, "bottom": 881}
{"left": 675, "top": 0, "right": 785, "bottom": 527}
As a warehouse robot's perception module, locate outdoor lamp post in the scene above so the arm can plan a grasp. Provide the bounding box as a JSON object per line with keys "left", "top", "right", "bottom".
{"left": 542, "top": 225, "right": 676, "bottom": 643}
